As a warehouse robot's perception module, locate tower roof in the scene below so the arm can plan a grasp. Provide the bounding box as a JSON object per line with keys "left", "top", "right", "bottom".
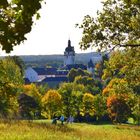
{"left": 65, "top": 39, "right": 74, "bottom": 52}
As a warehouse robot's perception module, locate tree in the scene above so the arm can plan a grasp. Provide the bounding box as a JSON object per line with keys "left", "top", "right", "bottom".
{"left": 10, "top": 56, "right": 25, "bottom": 76}
{"left": 23, "top": 84, "right": 42, "bottom": 117}
{"left": 0, "top": 0, "right": 43, "bottom": 53}
{"left": 102, "top": 48, "right": 140, "bottom": 94}
{"left": 0, "top": 57, "right": 23, "bottom": 117}
{"left": 58, "top": 82, "right": 85, "bottom": 118}
{"left": 93, "top": 94, "right": 107, "bottom": 121}
{"left": 74, "top": 76, "right": 101, "bottom": 94}
{"left": 78, "top": 0, "right": 140, "bottom": 51}
{"left": 107, "top": 94, "right": 132, "bottom": 123}
{"left": 68, "top": 68, "right": 92, "bottom": 82}
{"left": 18, "top": 93, "right": 38, "bottom": 119}
{"left": 132, "top": 95, "right": 140, "bottom": 125}
{"left": 82, "top": 93, "right": 95, "bottom": 122}
{"left": 42, "top": 90, "right": 62, "bottom": 119}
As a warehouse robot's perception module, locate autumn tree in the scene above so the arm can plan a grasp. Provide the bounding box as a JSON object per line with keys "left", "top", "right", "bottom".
{"left": 103, "top": 78, "right": 135, "bottom": 123}
{"left": 0, "top": 57, "right": 23, "bottom": 117}
{"left": 42, "top": 90, "right": 62, "bottom": 119}
{"left": 82, "top": 93, "right": 95, "bottom": 122}
{"left": 107, "top": 94, "right": 132, "bottom": 123}
{"left": 78, "top": 0, "right": 140, "bottom": 51}
{"left": 22, "top": 84, "right": 42, "bottom": 118}
{"left": 0, "top": 0, "right": 43, "bottom": 53}
{"left": 102, "top": 48, "right": 140, "bottom": 94}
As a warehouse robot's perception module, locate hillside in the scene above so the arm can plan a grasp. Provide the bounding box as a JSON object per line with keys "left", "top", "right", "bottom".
{"left": 20, "top": 52, "right": 95, "bottom": 67}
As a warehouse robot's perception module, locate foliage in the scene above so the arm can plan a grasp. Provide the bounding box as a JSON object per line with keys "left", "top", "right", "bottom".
{"left": 42, "top": 90, "right": 62, "bottom": 119}
{"left": 78, "top": 0, "right": 140, "bottom": 51}
{"left": 68, "top": 68, "right": 92, "bottom": 82}
{"left": 131, "top": 95, "right": 140, "bottom": 125}
{"left": 0, "top": 57, "right": 23, "bottom": 117}
{"left": 107, "top": 94, "right": 132, "bottom": 123}
{"left": 23, "top": 84, "right": 42, "bottom": 117}
{"left": 102, "top": 48, "right": 140, "bottom": 94}
{"left": 74, "top": 76, "right": 101, "bottom": 94}
{"left": 0, "top": 0, "right": 43, "bottom": 53}
{"left": 18, "top": 93, "right": 39, "bottom": 119}
{"left": 93, "top": 94, "right": 107, "bottom": 121}
{"left": 82, "top": 93, "right": 95, "bottom": 118}
{"left": 58, "top": 83, "right": 85, "bottom": 118}
{"left": 10, "top": 56, "right": 25, "bottom": 76}
{"left": 102, "top": 78, "right": 133, "bottom": 96}
{"left": 23, "top": 84, "right": 41, "bottom": 103}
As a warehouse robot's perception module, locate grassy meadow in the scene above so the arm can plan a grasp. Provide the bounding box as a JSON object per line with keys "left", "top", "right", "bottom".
{"left": 0, "top": 120, "right": 140, "bottom": 140}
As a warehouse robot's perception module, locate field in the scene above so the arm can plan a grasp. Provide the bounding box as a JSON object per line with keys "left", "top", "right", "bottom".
{"left": 0, "top": 120, "right": 140, "bottom": 140}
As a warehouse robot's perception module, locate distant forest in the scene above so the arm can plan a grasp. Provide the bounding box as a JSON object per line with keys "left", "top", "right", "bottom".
{"left": 19, "top": 52, "right": 93, "bottom": 68}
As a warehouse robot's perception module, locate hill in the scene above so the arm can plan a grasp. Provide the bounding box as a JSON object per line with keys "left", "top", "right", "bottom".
{"left": 20, "top": 52, "right": 95, "bottom": 67}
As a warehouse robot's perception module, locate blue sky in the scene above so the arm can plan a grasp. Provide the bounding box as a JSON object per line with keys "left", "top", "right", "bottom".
{"left": 1, "top": 0, "right": 102, "bottom": 56}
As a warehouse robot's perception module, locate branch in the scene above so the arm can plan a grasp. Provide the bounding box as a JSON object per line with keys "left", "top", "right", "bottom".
{"left": 119, "top": 44, "right": 140, "bottom": 47}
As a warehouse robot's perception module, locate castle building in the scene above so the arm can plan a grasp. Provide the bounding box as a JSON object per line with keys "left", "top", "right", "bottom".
{"left": 64, "top": 39, "right": 75, "bottom": 65}
{"left": 87, "top": 59, "right": 94, "bottom": 74}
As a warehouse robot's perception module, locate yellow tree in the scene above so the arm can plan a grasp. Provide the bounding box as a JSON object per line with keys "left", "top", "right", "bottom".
{"left": 82, "top": 93, "right": 94, "bottom": 121}
{"left": 42, "top": 90, "right": 62, "bottom": 119}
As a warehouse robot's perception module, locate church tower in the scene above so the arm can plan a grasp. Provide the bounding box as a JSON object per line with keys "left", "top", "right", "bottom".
{"left": 64, "top": 39, "right": 75, "bottom": 65}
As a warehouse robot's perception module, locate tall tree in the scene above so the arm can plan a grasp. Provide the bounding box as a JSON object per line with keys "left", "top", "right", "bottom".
{"left": 78, "top": 0, "right": 140, "bottom": 51}
{"left": 0, "top": 57, "right": 23, "bottom": 117}
{"left": 0, "top": 0, "right": 43, "bottom": 53}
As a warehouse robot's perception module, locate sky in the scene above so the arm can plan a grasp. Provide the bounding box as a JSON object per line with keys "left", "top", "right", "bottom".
{"left": 1, "top": 0, "right": 103, "bottom": 56}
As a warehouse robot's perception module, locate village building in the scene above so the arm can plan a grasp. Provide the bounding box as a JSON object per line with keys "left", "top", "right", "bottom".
{"left": 24, "top": 39, "right": 102, "bottom": 87}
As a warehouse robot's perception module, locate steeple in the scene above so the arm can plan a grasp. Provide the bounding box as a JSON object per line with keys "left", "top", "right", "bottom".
{"left": 64, "top": 39, "right": 75, "bottom": 65}
{"left": 68, "top": 39, "right": 71, "bottom": 47}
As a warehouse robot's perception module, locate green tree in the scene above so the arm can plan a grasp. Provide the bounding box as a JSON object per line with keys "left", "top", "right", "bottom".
{"left": 10, "top": 56, "right": 25, "bottom": 76}
{"left": 68, "top": 68, "right": 91, "bottom": 82}
{"left": 0, "top": 57, "right": 23, "bottom": 117}
{"left": 78, "top": 0, "right": 140, "bottom": 51}
{"left": 74, "top": 76, "right": 101, "bottom": 94}
{"left": 18, "top": 93, "right": 38, "bottom": 119}
{"left": 93, "top": 94, "right": 107, "bottom": 121}
{"left": 58, "top": 82, "right": 85, "bottom": 118}
{"left": 0, "top": 0, "right": 43, "bottom": 53}
{"left": 132, "top": 95, "right": 140, "bottom": 125}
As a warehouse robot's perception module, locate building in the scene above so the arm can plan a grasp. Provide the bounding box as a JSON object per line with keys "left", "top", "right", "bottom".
{"left": 24, "top": 39, "right": 103, "bottom": 87}
{"left": 64, "top": 39, "right": 75, "bottom": 65}
{"left": 87, "top": 59, "right": 94, "bottom": 74}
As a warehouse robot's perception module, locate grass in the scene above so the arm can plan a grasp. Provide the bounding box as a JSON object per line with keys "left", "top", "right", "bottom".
{"left": 0, "top": 119, "right": 140, "bottom": 140}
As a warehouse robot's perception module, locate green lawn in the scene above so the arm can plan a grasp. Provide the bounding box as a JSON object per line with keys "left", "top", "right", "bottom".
{"left": 0, "top": 120, "right": 140, "bottom": 140}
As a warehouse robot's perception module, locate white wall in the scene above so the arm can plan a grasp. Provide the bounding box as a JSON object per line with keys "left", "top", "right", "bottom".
{"left": 25, "top": 67, "right": 38, "bottom": 82}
